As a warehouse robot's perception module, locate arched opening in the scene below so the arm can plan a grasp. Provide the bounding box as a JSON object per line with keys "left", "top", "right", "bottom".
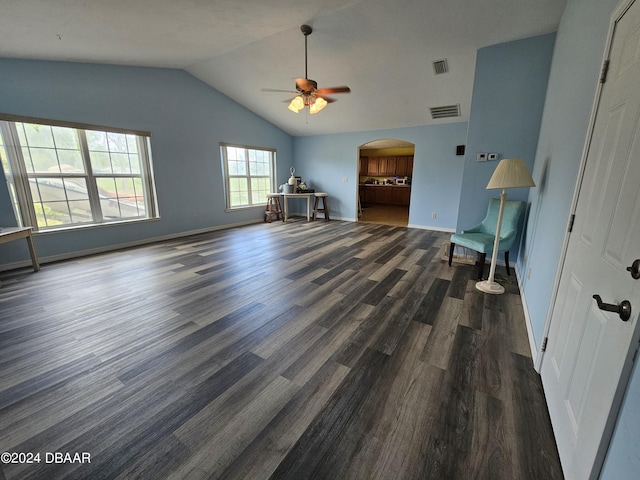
{"left": 357, "top": 138, "right": 415, "bottom": 226}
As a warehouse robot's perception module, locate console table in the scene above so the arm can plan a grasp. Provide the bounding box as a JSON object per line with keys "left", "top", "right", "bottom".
{"left": 281, "top": 193, "right": 314, "bottom": 222}
{"left": 0, "top": 227, "right": 40, "bottom": 272}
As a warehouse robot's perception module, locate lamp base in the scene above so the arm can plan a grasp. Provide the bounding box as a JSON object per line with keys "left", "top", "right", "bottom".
{"left": 476, "top": 280, "right": 505, "bottom": 295}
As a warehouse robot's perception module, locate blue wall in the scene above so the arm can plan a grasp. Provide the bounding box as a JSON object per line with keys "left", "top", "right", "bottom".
{"left": 602, "top": 360, "right": 640, "bottom": 478}
{"left": 525, "top": 0, "right": 640, "bottom": 478}
{"left": 2, "top": 8, "right": 638, "bottom": 476}
{"left": 292, "top": 123, "right": 468, "bottom": 230}
{"left": 0, "top": 59, "right": 293, "bottom": 265}
{"left": 520, "top": 0, "right": 620, "bottom": 346}
{"left": 457, "top": 33, "right": 556, "bottom": 260}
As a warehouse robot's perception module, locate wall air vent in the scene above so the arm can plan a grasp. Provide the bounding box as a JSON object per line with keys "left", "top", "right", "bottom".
{"left": 432, "top": 59, "right": 449, "bottom": 75}
{"left": 430, "top": 104, "right": 461, "bottom": 119}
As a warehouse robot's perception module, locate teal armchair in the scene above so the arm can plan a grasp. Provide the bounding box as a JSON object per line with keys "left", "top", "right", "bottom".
{"left": 448, "top": 198, "right": 525, "bottom": 279}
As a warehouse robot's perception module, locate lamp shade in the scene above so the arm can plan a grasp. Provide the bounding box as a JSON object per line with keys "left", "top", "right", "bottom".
{"left": 486, "top": 158, "right": 535, "bottom": 190}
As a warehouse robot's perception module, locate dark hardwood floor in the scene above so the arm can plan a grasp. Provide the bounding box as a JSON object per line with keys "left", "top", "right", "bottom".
{"left": 0, "top": 219, "right": 563, "bottom": 480}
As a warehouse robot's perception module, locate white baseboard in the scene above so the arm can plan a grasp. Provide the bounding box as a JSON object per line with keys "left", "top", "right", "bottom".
{"left": 288, "top": 213, "right": 455, "bottom": 231}
{"left": 515, "top": 267, "right": 539, "bottom": 367}
{"left": 407, "top": 224, "right": 455, "bottom": 232}
{"left": 0, "top": 219, "right": 263, "bottom": 272}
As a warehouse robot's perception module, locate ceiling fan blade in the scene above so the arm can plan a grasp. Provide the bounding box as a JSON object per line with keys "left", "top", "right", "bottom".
{"left": 317, "top": 95, "right": 337, "bottom": 103}
{"left": 315, "top": 86, "right": 351, "bottom": 95}
{"left": 262, "top": 88, "right": 298, "bottom": 94}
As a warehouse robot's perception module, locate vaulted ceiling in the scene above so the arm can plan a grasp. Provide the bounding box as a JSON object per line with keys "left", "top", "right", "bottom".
{"left": 0, "top": 0, "right": 566, "bottom": 136}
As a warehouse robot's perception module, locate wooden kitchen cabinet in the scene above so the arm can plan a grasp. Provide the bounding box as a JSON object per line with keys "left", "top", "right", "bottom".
{"left": 361, "top": 155, "right": 414, "bottom": 176}
{"left": 367, "top": 157, "right": 379, "bottom": 175}
{"left": 395, "top": 156, "right": 413, "bottom": 177}
{"left": 376, "top": 186, "right": 393, "bottom": 204}
{"left": 377, "top": 157, "right": 388, "bottom": 175}
{"left": 359, "top": 157, "right": 368, "bottom": 175}
{"left": 392, "top": 187, "right": 411, "bottom": 205}
{"left": 382, "top": 157, "right": 396, "bottom": 175}
{"left": 361, "top": 185, "right": 411, "bottom": 205}
{"left": 363, "top": 186, "right": 376, "bottom": 204}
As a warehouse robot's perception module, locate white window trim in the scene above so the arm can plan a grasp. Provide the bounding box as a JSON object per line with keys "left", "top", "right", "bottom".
{"left": 220, "top": 143, "right": 276, "bottom": 211}
{"left": 0, "top": 115, "right": 158, "bottom": 231}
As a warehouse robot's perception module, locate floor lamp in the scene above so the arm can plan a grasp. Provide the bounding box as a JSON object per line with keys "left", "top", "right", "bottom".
{"left": 476, "top": 158, "right": 535, "bottom": 295}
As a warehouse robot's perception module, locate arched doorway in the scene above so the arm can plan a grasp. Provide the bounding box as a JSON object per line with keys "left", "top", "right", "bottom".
{"left": 357, "top": 138, "right": 415, "bottom": 226}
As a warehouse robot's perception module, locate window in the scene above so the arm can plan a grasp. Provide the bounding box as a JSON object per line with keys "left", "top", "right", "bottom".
{"left": 0, "top": 116, "right": 158, "bottom": 231}
{"left": 221, "top": 143, "right": 276, "bottom": 210}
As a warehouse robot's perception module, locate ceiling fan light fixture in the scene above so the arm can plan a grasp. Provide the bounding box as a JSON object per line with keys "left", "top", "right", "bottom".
{"left": 267, "top": 24, "right": 350, "bottom": 117}
{"left": 287, "top": 102, "right": 299, "bottom": 113}
{"left": 309, "top": 96, "right": 327, "bottom": 115}
{"left": 288, "top": 96, "right": 304, "bottom": 113}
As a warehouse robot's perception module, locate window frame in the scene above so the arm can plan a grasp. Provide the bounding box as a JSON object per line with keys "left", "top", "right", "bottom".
{"left": 0, "top": 114, "right": 158, "bottom": 232}
{"left": 220, "top": 143, "right": 276, "bottom": 211}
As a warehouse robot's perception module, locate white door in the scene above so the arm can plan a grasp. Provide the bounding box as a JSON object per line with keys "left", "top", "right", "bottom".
{"left": 541, "top": 1, "right": 640, "bottom": 479}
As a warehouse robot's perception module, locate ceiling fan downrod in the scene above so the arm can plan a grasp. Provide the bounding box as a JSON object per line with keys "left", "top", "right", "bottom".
{"left": 301, "top": 24, "right": 312, "bottom": 80}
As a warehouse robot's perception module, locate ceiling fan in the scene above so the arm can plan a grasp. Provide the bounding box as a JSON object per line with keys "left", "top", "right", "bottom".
{"left": 263, "top": 24, "right": 351, "bottom": 115}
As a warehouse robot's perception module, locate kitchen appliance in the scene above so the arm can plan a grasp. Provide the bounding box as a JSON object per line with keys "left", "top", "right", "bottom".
{"left": 396, "top": 177, "right": 409, "bottom": 185}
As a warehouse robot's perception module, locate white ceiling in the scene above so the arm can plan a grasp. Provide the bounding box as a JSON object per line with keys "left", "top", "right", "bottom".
{"left": 0, "top": 0, "right": 566, "bottom": 137}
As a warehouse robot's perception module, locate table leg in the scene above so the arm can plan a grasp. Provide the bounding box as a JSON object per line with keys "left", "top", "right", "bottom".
{"left": 26, "top": 232, "right": 40, "bottom": 271}
{"left": 284, "top": 196, "right": 289, "bottom": 221}
{"left": 306, "top": 196, "right": 310, "bottom": 221}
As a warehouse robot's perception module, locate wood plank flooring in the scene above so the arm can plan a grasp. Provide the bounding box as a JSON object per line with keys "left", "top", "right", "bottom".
{"left": 0, "top": 219, "right": 563, "bottom": 480}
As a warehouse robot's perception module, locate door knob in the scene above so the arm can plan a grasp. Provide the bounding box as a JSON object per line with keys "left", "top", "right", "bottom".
{"left": 592, "top": 294, "right": 632, "bottom": 322}
{"left": 627, "top": 259, "right": 640, "bottom": 279}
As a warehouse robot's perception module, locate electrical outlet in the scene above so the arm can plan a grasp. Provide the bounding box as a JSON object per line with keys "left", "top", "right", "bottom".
{"left": 432, "top": 212, "right": 437, "bottom": 219}
{"left": 343, "top": 177, "right": 348, "bottom": 183}
{"left": 527, "top": 267, "right": 532, "bottom": 280}
{"left": 476, "top": 153, "right": 487, "bottom": 162}
{"left": 488, "top": 153, "right": 499, "bottom": 160}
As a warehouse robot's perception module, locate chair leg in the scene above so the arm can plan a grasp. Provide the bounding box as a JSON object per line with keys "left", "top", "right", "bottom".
{"left": 448, "top": 242, "right": 455, "bottom": 266}
{"left": 505, "top": 251, "right": 511, "bottom": 276}
{"left": 265, "top": 196, "right": 283, "bottom": 223}
{"left": 264, "top": 199, "right": 271, "bottom": 223}
{"left": 313, "top": 195, "right": 330, "bottom": 221}
{"left": 477, "top": 252, "right": 486, "bottom": 280}
{"left": 275, "top": 197, "right": 284, "bottom": 222}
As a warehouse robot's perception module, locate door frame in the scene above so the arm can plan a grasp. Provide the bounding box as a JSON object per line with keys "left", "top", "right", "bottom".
{"left": 537, "top": 0, "right": 640, "bottom": 477}
{"left": 356, "top": 138, "right": 415, "bottom": 224}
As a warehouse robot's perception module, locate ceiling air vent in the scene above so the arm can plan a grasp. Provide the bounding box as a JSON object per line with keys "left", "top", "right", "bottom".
{"left": 430, "top": 104, "right": 461, "bottom": 119}
{"left": 432, "top": 59, "right": 449, "bottom": 75}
